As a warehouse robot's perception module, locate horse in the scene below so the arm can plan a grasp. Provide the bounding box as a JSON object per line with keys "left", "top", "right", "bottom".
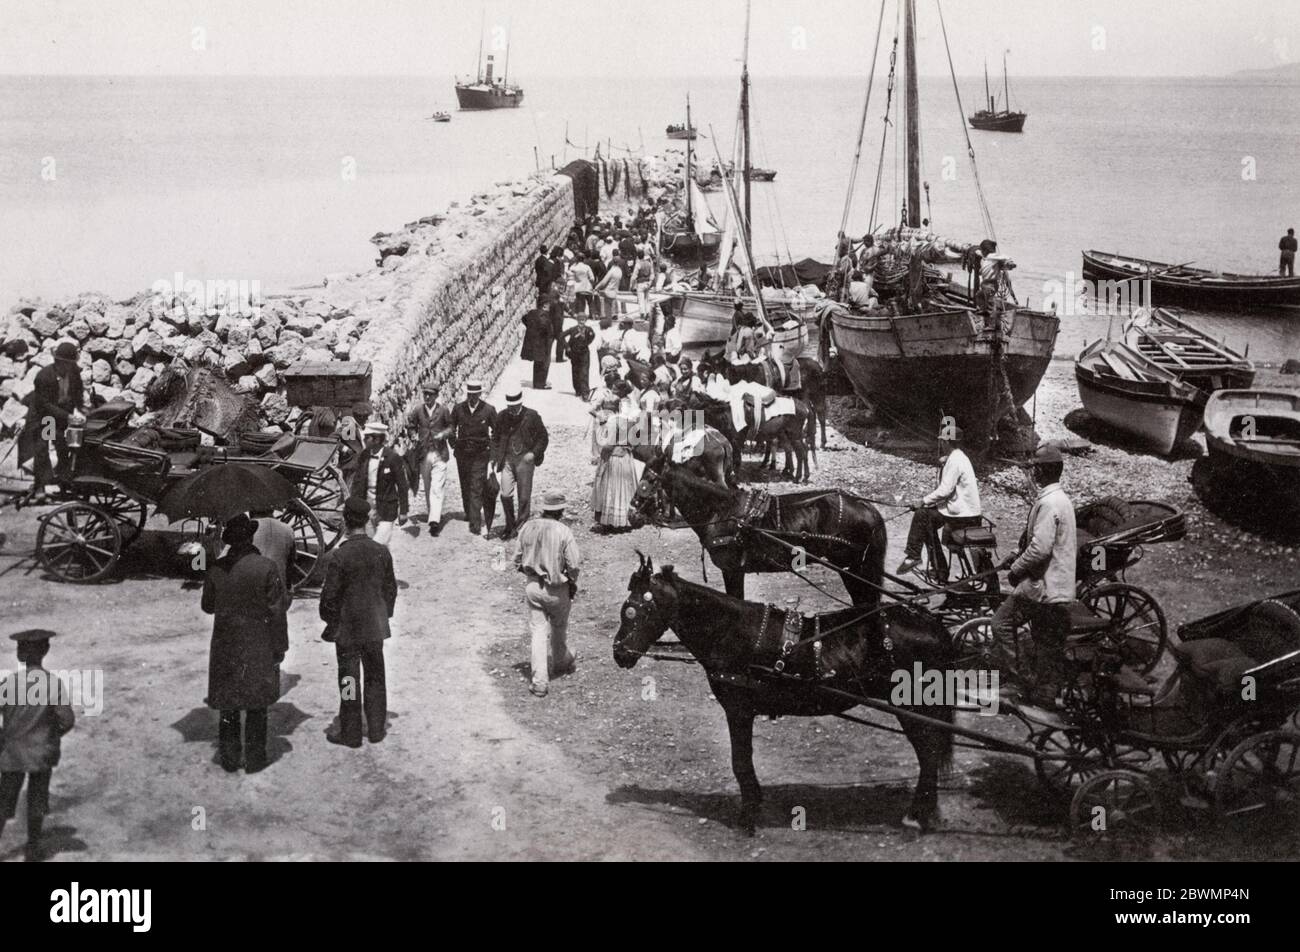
{"left": 693, "top": 356, "right": 813, "bottom": 482}
{"left": 623, "top": 415, "right": 736, "bottom": 488}
{"left": 698, "top": 348, "right": 827, "bottom": 451}
{"left": 627, "top": 462, "right": 887, "bottom": 605}
{"left": 613, "top": 555, "right": 955, "bottom": 833}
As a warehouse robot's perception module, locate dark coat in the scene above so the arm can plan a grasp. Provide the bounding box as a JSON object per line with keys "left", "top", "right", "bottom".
{"left": 450, "top": 399, "right": 496, "bottom": 455}
{"left": 564, "top": 322, "right": 596, "bottom": 360}
{"left": 534, "top": 253, "right": 554, "bottom": 290}
{"left": 319, "top": 533, "right": 397, "bottom": 646}
{"left": 520, "top": 308, "right": 553, "bottom": 362}
{"left": 349, "top": 445, "right": 410, "bottom": 522}
{"left": 411, "top": 401, "right": 453, "bottom": 462}
{"left": 202, "top": 545, "right": 289, "bottom": 710}
{"left": 491, "top": 406, "right": 549, "bottom": 469}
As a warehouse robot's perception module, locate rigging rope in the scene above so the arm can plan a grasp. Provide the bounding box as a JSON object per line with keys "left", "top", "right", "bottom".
{"left": 935, "top": 0, "right": 996, "bottom": 240}
{"left": 838, "top": 0, "right": 889, "bottom": 246}
{"left": 868, "top": 32, "right": 900, "bottom": 233}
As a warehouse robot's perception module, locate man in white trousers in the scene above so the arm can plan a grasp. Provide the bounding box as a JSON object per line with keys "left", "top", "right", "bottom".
{"left": 410, "top": 384, "right": 453, "bottom": 537}
{"left": 514, "top": 492, "right": 581, "bottom": 698}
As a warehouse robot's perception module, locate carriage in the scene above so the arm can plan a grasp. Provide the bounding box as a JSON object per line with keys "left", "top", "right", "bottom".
{"left": 9, "top": 398, "right": 346, "bottom": 588}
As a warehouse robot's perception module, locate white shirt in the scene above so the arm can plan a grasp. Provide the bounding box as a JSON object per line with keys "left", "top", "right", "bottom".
{"left": 570, "top": 261, "right": 594, "bottom": 292}
{"left": 923, "top": 448, "right": 981, "bottom": 518}
{"left": 599, "top": 241, "right": 616, "bottom": 266}
{"left": 366, "top": 455, "right": 380, "bottom": 511}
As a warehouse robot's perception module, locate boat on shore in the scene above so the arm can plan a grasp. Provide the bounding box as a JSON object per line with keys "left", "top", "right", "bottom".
{"left": 661, "top": 96, "right": 723, "bottom": 263}
{"left": 1125, "top": 308, "right": 1255, "bottom": 403}
{"left": 1082, "top": 250, "right": 1300, "bottom": 309}
{"left": 1203, "top": 389, "right": 1300, "bottom": 511}
{"left": 826, "top": 0, "right": 1057, "bottom": 448}
{"left": 968, "top": 53, "right": 1027, "bottom": 132}
{"left": 1074, "top": 339, "right": 1202, "bottom": 455}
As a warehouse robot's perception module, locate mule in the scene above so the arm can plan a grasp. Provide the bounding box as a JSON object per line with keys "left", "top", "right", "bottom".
{"left": 613, "top": 556, "right": 955, "bottom": 833}
{"left": 699, "top": 348, "right": 827, "bottom": 451}
{"left": 627, "top": 463, "right": 887, "bottom": 605}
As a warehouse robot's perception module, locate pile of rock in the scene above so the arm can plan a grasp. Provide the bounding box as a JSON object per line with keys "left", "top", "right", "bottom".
{"left": 0, "top": 291, "right": 368, "bottom": 440}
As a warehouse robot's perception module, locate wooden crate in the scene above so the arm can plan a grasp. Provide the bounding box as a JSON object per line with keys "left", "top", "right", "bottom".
{"left": 282, "top": 361, "right": 372, "bottom": 407}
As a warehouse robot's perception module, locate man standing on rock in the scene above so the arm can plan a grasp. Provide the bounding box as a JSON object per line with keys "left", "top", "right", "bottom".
{"left": 20, "top": 341, "right": 85, "bottom": 501}
{"left": 410, "top": 384, "right": 453, "bottom": 536}
{"left": 491, "top": 391, "right": 549, "bottom": 540}
{"left": 514, "top": 492, "right": 580, "bottom": 698}
{"left": 450, "top": 380, "right": 497, "bottom": 539}
{"left": 349, "top": 420, "right": 409, "bottom": 546}
{"left": 320, "top": 497, "right": 397, "bottom": 747}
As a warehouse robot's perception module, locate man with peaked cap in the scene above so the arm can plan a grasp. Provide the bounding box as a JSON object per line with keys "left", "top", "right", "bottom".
{"left": 993, "top": 442, "right": 1077, "bottom": 706}
{"left": 201, "top": 514, "right": 289, "bottom": 773}
{"left": 320, "top": 497, "right": 397, "bottom": 746}
{"left": 897, "top": 422, "right": 983, "bottom": 582}
{"left": 20, "top": 340, "right": 85, "bottom": 500}
{"left": 409, "top": 383, "right": 453, "bottom": 536}
{"left": 514, "top": 492, "right": 581, "bottom": 698}
{"left": 349, "top": 419, "right": 409, "bottom": 547}
{"left": 0, "top": 629, "right": 75, "bottom": 861}
{"left": 450, "top": 379, "right": 498, "bottom": 538}
{"left": 491, "top": 390, "right": 549, "bottom": 540}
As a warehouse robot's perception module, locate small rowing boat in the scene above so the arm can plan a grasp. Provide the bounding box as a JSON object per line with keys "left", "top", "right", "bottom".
{"left": 1082, "top": 250, "right": 1300, "bottom": 309}
{"left": 1203, "top": 390, "right": 1300, "bottom": 506}
{"left": 1075, "top": 339, "right": 1202, "bottom": 455}
{"left": 1125, "top": 308, "right": 1255, "bottom": 403}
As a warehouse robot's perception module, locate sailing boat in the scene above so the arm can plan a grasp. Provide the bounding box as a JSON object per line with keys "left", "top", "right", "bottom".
{"left": 661, "top": 95, "right": 722, "bottom": 262}
{"left": 828, "top": 0, "right": 1056, "bottom": 448}
{"left": 673, "top": 0, "right": 814, "bottom": 352}
{"left": 968, "top": 51, "right": 1026, "bottom": 132}
{"left": 454, "top": 12, "right": 524, "bottom": 110}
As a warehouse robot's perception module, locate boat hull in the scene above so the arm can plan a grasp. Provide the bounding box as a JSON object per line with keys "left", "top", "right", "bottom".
{"left": 666, "top": 129, "right": 697, "bottom": 140}
{"left": 1075, "top": 369, "right": 1201, "bottom": 455}
{"left": 1083, "top": 251, "right": 1300, "bottom": 309}
{"left": 1201, "top": 389, "right": 1300, "bottom": 521}
{"left": 677, "top": 293, "right": 818, "bottom": 355}
{"left": 454, "top": 85, "right": 524, "bottom": 110}
{"left": 830, "top": 307, "right": 1058, "bottom": 439}
{"left": 661, "top": 230, "right": 721, "bottom": 261}
{"left": 969, "top": 111, "right": 1027, "bottom": 132}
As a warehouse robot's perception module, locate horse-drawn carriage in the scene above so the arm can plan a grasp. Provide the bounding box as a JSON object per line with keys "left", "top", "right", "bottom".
{"left": 9, "top": 398, "right": 345, "bottom": 588}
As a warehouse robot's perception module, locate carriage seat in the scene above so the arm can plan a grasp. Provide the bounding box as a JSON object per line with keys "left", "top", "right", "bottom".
{"left": 944, "top": 525, "right": 997, "bottom": 550}
{"left": 1168, "top": 638, "right": 1257, "bottom": 696}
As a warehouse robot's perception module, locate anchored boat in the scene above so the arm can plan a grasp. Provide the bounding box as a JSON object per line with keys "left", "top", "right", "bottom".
{"left": 968, "top": 53, "right": 1027, "bottom": 132}
{"left": 454, "top": 14, "right": 523, "bottom": 110}
{"left": 1075, "top": 339, "right": 1202, "bottom": 455}
{"left": 1082, "top": 250, "right": 1300, "bottom": 309}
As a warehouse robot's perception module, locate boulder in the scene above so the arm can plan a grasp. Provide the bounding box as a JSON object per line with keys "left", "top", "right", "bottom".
{"left": 255, "top": 322, "right": 279, "bottom": 348}
{"left": 128, "top": 367, "right": 156, "bottom": 393}
{"left": 115, "top": 359, "right": 136, "bottom": 379}
{"left": 245, "top": 336, "right": 263, "bottom": 357}
{"left": 95, "top": 385, "right": 124, "bottom": 405}
{"left": 301, "top": 347, "right": 334, "bottom": 364}
{"left": 132, "top": 327, "right": 164, "bottom": 358}
{"left": 86, "top": 337, "right": 118, "bottom": 358}
{"left": 85, "top": 309, "right": 109, "bottom": 336}
{"left": 115, "top": 339, "right": 135, "bottom": 362}
{"left": 266, "top": 337, "right": 306, "bottom": 369}
{"left": 226, "top": 319, "right": 253, "bottom": 349}
{"left": 254, "top": 363, "right": 279, "bottom": 389}
{"left": 382, "top": 255, "right": 403, "bottom": 270}
{"left": 284, "top": 313, "right": 323, "bottom": 336}
{"left": 92, "top": 359, "right": 112, "bottom": 384}
{"left": 181, "top": 339, "right": 208, "bottom": 364}
{"left": 1, "top": 397, "right": 28, "bottom": 431}
{"left": 103, "top": 307, "right": 128, "bottom": 339}
{"left": 29, "top": 314, "right": 59, "bottom": 339}
{"left": 260, "top": 392, "right": 290, "bottom": 425}
{"left": 221, "top": 349, "right": 250, "bottom": 379}
{"left": 234, "top": 375, "right": 260, "bottom": 394}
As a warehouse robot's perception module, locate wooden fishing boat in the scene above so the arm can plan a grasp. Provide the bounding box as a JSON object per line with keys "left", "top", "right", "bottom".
{"left": 666, "top": 123, "right": 697, "bottom": 140}
{"left": 1075, "top": 339, "right": 1202, "bottom": 455}
{"left": 968, "top": 54, "right": 1027, "bottom": 132}
{"left": 1203, "top": 390, "right": 1300, "bottom": 505}
{"left": 676, "top": 291, "right": 816, "bottom": 349}
{"left": 1083, "top": 250, "right": 1300, "bottom": 309}
{"left": 661, "top": 95, "right": 723, "bottom": 263}
{"left": 430, "top": 111, "right": 451, "bottom": 123}
{"left": 1125, "top": 308, "right": 1255, "bottom": 403}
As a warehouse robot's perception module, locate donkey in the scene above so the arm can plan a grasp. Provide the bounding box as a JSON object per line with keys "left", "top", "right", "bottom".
{"left": 699, "top": 348, "right": 828, "bottom": 450}
{"left": 613, "top": 556, "right": 955, "bottom": 833}
{"left": 627, "top": 463, "right": 887, "bottom": 605}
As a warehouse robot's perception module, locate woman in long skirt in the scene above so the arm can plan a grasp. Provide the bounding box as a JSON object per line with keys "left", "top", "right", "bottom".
{"left": 591, "top": 402, "right": 643, "bottom": 532}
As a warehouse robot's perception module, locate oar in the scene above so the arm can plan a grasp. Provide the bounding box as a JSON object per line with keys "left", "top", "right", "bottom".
{"left": 1142, "top": 260, "right": 1195, "bottom": 278}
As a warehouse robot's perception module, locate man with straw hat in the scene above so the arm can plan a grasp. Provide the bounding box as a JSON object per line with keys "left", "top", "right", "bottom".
{"left": 349, "top": 419, "right": 409, "bottom": 547}
{"left": 410, "top": 383, "right": 453, "bottom": 536}
{"left": 514, "top": 491, "right": 581, "bottom": 698}
{"left": 450, "top": 379, "right": 497, "bottom": 539}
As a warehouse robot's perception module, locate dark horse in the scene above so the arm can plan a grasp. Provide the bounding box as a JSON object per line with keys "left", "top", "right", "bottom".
{"left": 613, "top": 555, "right": 955, "bottom": 833}
{"left": 628, "top": 462, "right": 887, "bottom": 605}
{"left": 698, "top": 348, "right": 827, "bottom": 450}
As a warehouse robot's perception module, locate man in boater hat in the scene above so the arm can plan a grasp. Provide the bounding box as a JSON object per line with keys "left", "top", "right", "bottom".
{"left": 491, "top": 390, "right": 549, "bottom": 540}
{"left": 349, "top": 419, "right": 409, "bottom": 547}
{"left": 450, "top": 379, "right": 498, "bottom": 538}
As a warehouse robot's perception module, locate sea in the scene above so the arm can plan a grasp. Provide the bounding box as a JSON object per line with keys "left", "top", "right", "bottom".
{"left": 2, "top": 73, "right": 1298, "bottom": 361}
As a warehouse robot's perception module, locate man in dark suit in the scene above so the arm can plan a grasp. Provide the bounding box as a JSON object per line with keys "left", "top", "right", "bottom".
{"left": 21, "top": 341, "right": 85, "bottom": 499}
{"left": 320, "top": 497, "right": 398, "bottom": 747}
{"left": 450, "top": 380, "right": 497, "bottom": 538}
{"left": 533, "top": 244, "right": 554, "bottom": 304}
{"left": 491, "top": 391, "right": 549, "bottom": 539}
{"left": 409, "top": 384, "right": 453, "bottom": 536}
{"left": 563, "top": 312, "right": 596, "bottom": 400}
{"left": 348, "top": 420, "right": 409, "bottom": 547}
{"left": 201, "top": 515, "right": 289, "bottom": 773}
{"left": 521, "top": 304, "right": 553, "bottom": 390}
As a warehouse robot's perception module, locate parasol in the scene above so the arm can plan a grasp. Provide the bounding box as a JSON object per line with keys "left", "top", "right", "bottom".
{"left": 157, "top": 463, "right": 298, "bottom": 523}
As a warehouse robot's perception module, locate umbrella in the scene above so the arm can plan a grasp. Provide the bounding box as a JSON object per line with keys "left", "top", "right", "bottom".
{"left": 157, "top": 463, "right": 298, "bottom": 523}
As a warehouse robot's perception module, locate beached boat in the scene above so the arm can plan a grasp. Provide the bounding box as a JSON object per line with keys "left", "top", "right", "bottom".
{"left": 1075, "top": 339, "right": 1202, "bottom": 455}
{"left": 676, "top": 290, "right": 816, "bottom": 349}
{"left": 1082, "top": 250, "right": 1300, "bottom": 309}
{"left": 454, "top": 15, "right": 523, "bottom": 110}
{"left": 1203, "top": 389, "right": 1300, "bottom": 506}
{"left": 827, "top": 0, "right": 1058, "bottom": 447}
{"left": 968, "top": 54, "right": 1027, "bottom": 132}
{"left": 1125, "top": 308, "right": 1255, "bottom": 403}
{"left": 666, "top": 123, "right": 697, "bottom": 140}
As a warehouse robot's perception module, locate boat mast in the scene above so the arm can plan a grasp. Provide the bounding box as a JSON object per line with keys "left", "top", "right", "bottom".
{"left": 1003, "top": 50, "right": 1010, "bottom": 113}
{"left": 741, "top": 0, "right": 753, "bottom": 262}
{"left": 903, "top": 0, "right": 921, "bottom": 228}
{"left": 685, "top": 94, "right": 694, "bottom": 225}
{"left": 984, "top": 60, "right": 991, "bottom": 112}
{"left": 504, "top": 19, "right": 511, "bottom": 85}
{"left": 475, "top": 9, "right": 485, "bottom": 83}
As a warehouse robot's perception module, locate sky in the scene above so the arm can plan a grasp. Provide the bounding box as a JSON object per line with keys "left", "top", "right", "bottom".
{"left": 1, "top": 0, "right": 1297, "bottom": 78}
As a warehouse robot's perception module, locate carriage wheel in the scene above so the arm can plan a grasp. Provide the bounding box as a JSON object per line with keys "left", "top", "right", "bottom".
{"left": 1079, "top": 583, "right": 1168, "bottom": 675}
{"left": 297, "top": 464, "right": 347, "bottom": 549}
{"left": 35, "top": 502, "right": 122, "bottom": 583}
{"left": 1213, "top": 730, "right": 1300, "bottom": 827}
{"left": 77, "top": 486, "right": 147, "bottom": 546}
{"left": 1070, "top": 769, "right": 1163, "bottom": 840}
{"left": 951, "top": 615, "right": 995, "bottom": 668}
{"left": 1034, "top": 729, "right": 1107, "bottom": 797}
{"left": 272, "top": 499, "right": 326, "bottom": 591}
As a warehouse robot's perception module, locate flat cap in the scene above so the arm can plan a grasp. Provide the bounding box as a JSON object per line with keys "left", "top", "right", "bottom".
{"left": 9, "top": 629, "right": 56, "bottom": 644}
{"left": 541, "top": 491, "right": 566, "bottom": 511}
{"left": 344, "top": 496, "right": 371, "bottom": 518}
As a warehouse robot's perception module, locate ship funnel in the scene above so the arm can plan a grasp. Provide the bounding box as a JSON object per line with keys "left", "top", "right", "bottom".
{"left": 485, "top": 55, "right": 495, "bottom": 84}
